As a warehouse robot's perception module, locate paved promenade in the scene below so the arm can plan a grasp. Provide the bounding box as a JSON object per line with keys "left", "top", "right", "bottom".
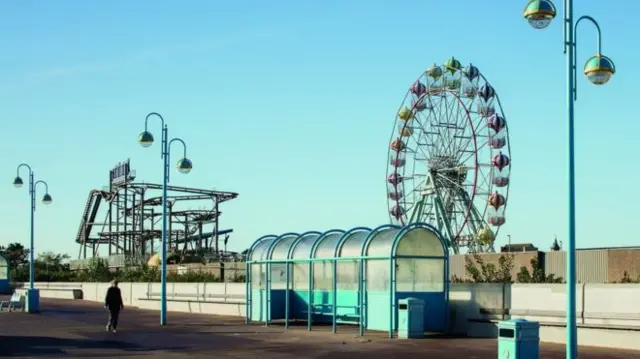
{"left": 0, "top": 297, "right": 638, "bottom": 358}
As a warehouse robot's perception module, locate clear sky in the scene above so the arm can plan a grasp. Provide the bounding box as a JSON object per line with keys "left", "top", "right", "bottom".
{"left": 0, "top": 0, "right": 637, "bottom": 258}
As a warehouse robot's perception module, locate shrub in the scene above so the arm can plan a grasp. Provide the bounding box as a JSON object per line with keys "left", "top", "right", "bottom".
{"left": 617, "top": 271, "right": 640, "bottom": 283}
{"left": 461, "top": 253, "right": 514, "bottom": 283}
{"left": 516, "top": 258, "right": 563, "bottom": 283}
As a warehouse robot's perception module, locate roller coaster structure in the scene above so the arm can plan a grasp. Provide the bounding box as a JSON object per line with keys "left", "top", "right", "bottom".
{"left": 74, "top": 159, "right": 238, "bottom": 266}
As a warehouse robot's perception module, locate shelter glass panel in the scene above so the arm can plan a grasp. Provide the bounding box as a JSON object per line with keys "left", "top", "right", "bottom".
{"left": 270, "top": 263, "right": 288, "bottom": 289}
{"left": 396, "top": 228, "right": 445, "bottom": 256}
{"left": 339, "top": 231, "right": 370, "bottom": 257}
{"left": 250, "top": 237, "right": 278, "bottom": 261}
{"left": 270, "top": 234, "right": 300, "bottom": 260}
{"left": 396, "top": 259, "right": 445, "bottom": 292}
{"left": 292, "top": 233, "right": 321, "bottom": 259}
{"left": 366, "top": 228, "right": 400, "bottom": 257}
{"left": 313, "top": 261, "right": 333, "bottom": 291}
{"left": 251, "top": 264, "right": 265, "bottom": 289}
{"left": 293, "top": 262, "right": 309, "bottom": 290}
{"left": 336, "top": 260, "right": 359, "bottom": 290}
{"left": 366, "top": 259, "right": 390, "bottom": 291}
{"left": 314, "top": 232, "right": 344, "bottom": 259}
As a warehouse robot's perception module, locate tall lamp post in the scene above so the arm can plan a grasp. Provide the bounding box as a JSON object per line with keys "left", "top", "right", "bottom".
{"left": 137, "top": 112, "right": 193, "bottom": 326}
{"left": 13, "top": 164, "right": 53, "bottom": 313}
{"left": 523, "top": 1, "right": 616, "bottom": 358}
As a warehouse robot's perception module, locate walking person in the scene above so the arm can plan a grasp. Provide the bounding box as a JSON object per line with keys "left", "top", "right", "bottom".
{"left": 104, "top": 279, "right": 124, "bottom": 333}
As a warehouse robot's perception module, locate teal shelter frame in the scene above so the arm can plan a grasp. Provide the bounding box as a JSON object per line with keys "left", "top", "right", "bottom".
{"left": 245, "top": 222, "right": 450, "bottom": 338}
{"left": 0, "top": 255, "right": 9, "bottom": 294}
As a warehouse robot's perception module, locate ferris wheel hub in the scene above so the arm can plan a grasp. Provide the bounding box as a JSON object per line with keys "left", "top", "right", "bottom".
{"left": 429, "top": 156, "right": 468, "bottom": 186}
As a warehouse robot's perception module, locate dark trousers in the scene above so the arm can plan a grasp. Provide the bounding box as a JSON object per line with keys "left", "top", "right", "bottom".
{"left": 107, "top": 308, "right": 120, "bottom": 329}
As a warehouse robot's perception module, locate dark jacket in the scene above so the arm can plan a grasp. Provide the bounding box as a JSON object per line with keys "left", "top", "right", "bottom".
{"left": 105, "top": 286, "right": 123, "bottom": 310}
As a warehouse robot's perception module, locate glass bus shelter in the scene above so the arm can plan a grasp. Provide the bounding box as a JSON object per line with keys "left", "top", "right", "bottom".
{"left": 245, "top": 222, "right": 449, "bottom": 337}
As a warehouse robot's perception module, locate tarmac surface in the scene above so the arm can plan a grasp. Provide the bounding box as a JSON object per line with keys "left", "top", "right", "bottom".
{"left": 0, "top": 296, "right": 639, "bottom": 358}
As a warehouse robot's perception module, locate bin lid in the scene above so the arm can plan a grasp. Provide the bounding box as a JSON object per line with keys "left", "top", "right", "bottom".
{"left": 499, "top": 319, "right": 540, "bottom": 329}
{"left": 398, "top": 297, "right": 425, "bottom": 305}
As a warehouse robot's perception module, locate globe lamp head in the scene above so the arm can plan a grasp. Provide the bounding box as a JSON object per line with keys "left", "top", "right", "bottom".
{"left": 176, "top": 158, "right": 193, "bottom": 174}
{"left": 42, "top": 193, "right": 53, "bottom": 205}
{"left": 584, "top": 54, "right": 615, "bottom": 85}
{"left": 523, "top": 0, "right": 556, "bottom": 29}
{"left": 13, "top": 176, "right": 23, "bottom": 188}
{"left": 137, "top": 131, "right": 154, "bottom": 148}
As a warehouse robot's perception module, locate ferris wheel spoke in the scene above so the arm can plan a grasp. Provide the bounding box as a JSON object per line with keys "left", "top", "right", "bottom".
{"left": 449, "top": 97, "right": 473, "bottom": 160}
{"left": 406, "top": 143, "right": 430, "bottom": 165}
{"left": 427, "top": 96, "right": 453, "bottom": 158}
{"left": 452, "top": 115, "right": 478, "bottom": 161}
{"left": 450, "top": 104, "right": 474, "bottom": 164}
{"left": 439, "top": 95, "right": 462, "bottom": 157}
{"left": 419, "top": 102, "right": 448, "bottom": 158}
{"left": 409, "top": 115, "right": 437, "bottom": 160}
{"left": 403, "top": 179, "right": 425, "bottom": 202}
{"left": 459, "top": 138, "right": 490, "bottom": 165}
{"left": 455, "top": 118, "right": 489, "bottom": 164}
{"left": 441, "top": 97, "right": 461, "bottom": 158}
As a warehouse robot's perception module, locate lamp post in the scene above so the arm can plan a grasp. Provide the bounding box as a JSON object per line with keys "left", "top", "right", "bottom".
{"left": 137, "top": 112, "right": 193, "bottom": 326}
{"left": 523, "top": 1, "right": 616, "bottom": 358}
{"left": 13, "top": 164, "right": 53, "bottom": 313}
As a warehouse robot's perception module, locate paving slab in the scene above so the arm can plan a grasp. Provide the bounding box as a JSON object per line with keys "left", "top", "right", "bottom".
{"left": 0, "top": 297, "right": 638, "bottom": 358}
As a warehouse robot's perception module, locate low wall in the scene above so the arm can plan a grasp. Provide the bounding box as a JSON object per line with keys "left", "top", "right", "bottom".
{"left": 456, "top": 283, "right": 640, "bottom": 351}
{"left": 21, "top": 281, "right": 640, "bottom": 350}
{"left": 75, "top": 281, "right": 245, "bottom": 317}
{"left": 14, "top": 286, "right": 83, "bottom": 300}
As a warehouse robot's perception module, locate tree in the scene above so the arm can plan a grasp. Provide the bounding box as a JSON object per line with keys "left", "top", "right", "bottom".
{"left": 516, "top": 257, "right": 563, "bottom": 283}
{"left": 74, "top": 257, "right": 112, "bottom": 282}
{"left": 0, "top": 242, "right": 29, "bottom": 269}
{"left": 35, "top": 252, "right": 73, "bottom": 282}
{"left": 37, "top": 251, "right": 70, "bottom": 267}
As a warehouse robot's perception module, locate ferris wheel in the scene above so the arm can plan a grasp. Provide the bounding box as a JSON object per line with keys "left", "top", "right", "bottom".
{"left": 386, "top": 57, "right": 512, "bottom": 254}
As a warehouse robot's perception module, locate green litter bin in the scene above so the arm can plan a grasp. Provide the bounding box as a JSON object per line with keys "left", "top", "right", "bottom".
{"left": 498, "top": 319, "right": 540, "bottom": 359}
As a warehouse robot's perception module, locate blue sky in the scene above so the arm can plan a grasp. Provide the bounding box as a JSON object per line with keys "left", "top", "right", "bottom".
{"left": 1, "top": 0, "right": 637, "bottom": 257}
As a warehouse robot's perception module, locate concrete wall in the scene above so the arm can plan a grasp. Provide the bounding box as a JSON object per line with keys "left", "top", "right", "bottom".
{"left": 21, "top": 281, "right": 640, "bottom": 350}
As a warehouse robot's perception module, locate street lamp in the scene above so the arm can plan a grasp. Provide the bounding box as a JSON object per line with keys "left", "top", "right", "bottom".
{"left": 523, "top": 1, "right": 615, "bottom": 358}
{"left": 13, "top": 164, "right": 52, "bottom": 313}
{"left": 138, "top": 112, "right": 192, "bottom": 326}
